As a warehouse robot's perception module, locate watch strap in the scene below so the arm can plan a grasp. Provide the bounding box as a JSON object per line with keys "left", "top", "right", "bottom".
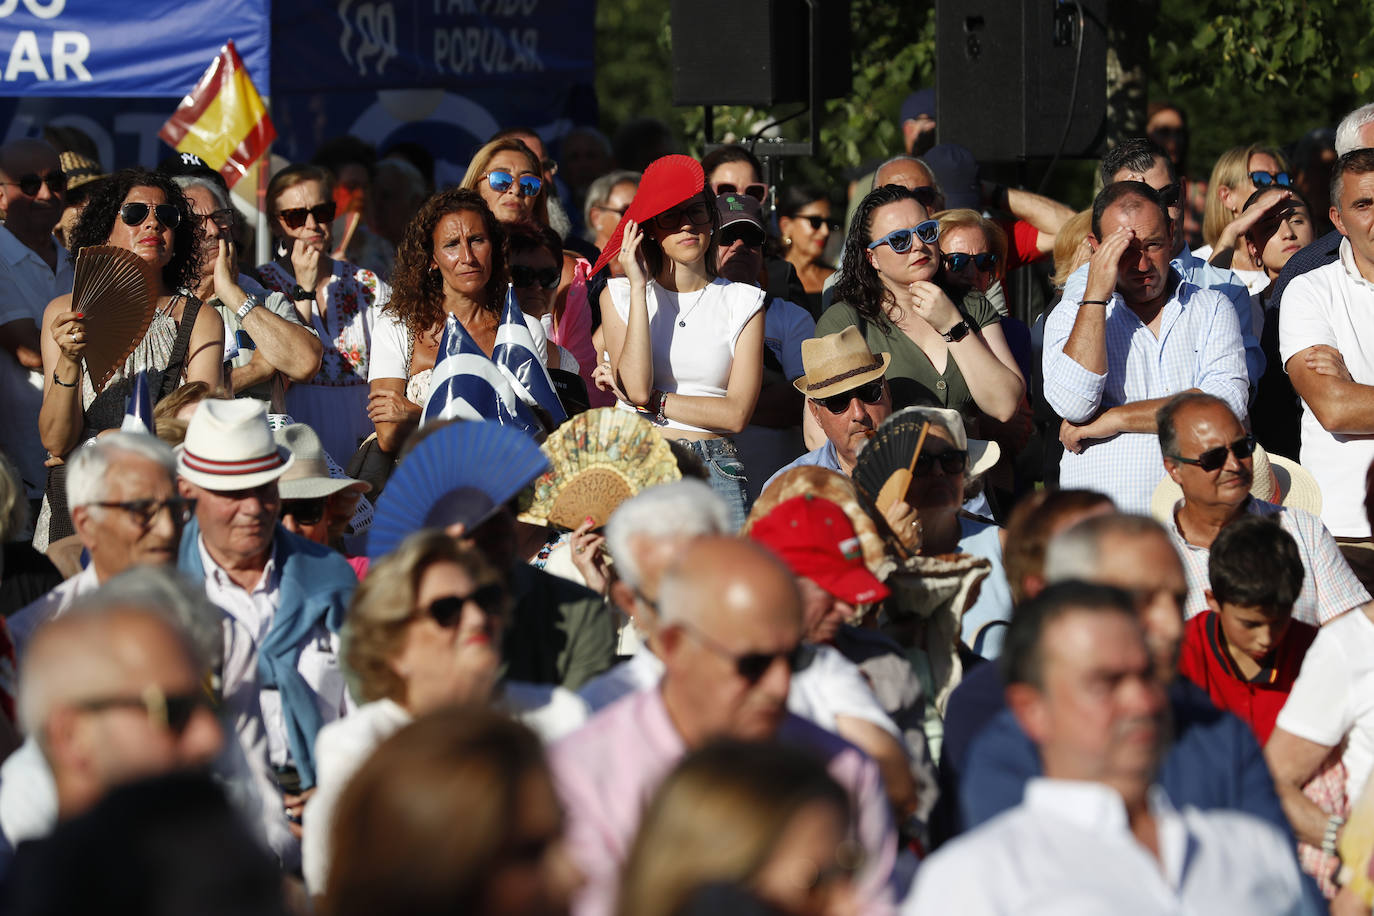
{"left": 291, "top": 284, "right": 315, "bottom": 301}
{"left": 942, "top": 320, "right": 971, "bottom": 343}
{"left": 236, "top": 293, "right": 262, "bottom": 321}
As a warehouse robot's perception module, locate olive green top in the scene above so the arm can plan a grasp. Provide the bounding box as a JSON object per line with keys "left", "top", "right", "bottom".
{"left": 814, "top": 291, "right": 1001, "bottom": 420}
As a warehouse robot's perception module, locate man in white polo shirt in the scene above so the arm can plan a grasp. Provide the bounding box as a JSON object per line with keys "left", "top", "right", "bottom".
{"left": 1281, "top": 147, "right": 1374, "bottom": 591}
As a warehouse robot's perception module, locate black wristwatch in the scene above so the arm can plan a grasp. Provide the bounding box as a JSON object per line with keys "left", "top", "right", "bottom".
{"left": 290, "top": 284, "right": 314, "bottom": 301}
{"left": 942, "top": 320, "right": 971, "bottom": 343}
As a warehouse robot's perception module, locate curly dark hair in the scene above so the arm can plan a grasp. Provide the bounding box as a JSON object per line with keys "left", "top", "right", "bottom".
{"left": 833, "top": 183, "right": 944, "bottom": 328}
{"left": 386, "top": 188, "right": 508, "bottom": 334}
{"left": 68, "top": 168, "right": 201, "bottom": 293}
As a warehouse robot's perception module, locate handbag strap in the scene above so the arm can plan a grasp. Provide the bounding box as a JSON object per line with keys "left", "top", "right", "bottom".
{"left": 158, "top": 294, "right": 201, "bottom": 400}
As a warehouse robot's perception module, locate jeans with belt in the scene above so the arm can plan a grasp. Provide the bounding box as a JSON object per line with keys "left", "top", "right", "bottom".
{"left": 679, "top": 437, "right": 750, "bottom": 532}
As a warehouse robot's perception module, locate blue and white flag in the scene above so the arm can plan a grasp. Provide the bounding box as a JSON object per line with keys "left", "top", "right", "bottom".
{"left": 493, "top": 284, "right": 568, "bottom": 428}
{"left": 422, "top": 311, "right": 545, "bottom": 439}
{"left": 119, "top": 370, "right": 155, "bottom": 434}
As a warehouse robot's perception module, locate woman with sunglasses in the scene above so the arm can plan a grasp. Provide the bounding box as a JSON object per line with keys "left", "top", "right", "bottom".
{"left": 1199, "top": 144, "right": 1292, "bottom": 292}
{"left": 594, "top": 154, "right": 766, "bottom": 531}
{"left": 507, "top": 219, "right": 586, "bottom": 377}
{"left": 368, "top": 190, "right": 550, "bottom": 454}
{"left": 778, "top": 185, "right": 839, "bottom": 317}
{"left": 256, "top": 164, "right": 391, "bottom": 467}
{"left": 304, "top": 530, "right": 586, "bottom": 898}
{"left": 37, "top": 169, "right": 224, "bottom": 543}
{"left": 816, "top": 185, "right": 1024, "bottom": 429}
{"left": 461, "top": 137, "right": 550, "bottom": 227}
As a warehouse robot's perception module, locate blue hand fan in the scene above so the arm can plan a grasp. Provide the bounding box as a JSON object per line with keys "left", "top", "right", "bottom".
{"left": 366, "top": 420, "right": 550, "bottom": 558}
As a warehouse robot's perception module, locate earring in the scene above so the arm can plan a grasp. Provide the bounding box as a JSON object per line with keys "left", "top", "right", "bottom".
{"left": 784, "top": 237, "right": 792, "bottom": 247}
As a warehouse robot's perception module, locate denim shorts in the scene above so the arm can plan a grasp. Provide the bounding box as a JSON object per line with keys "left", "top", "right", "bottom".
{"left": 678, "top": 436, "right": 750, "bottom": 532}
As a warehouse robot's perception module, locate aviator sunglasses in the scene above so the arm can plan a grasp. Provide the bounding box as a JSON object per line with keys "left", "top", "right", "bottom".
{"left": 119, "top": 202, "right": 182, "bottom": 229}
{"left": 1170, "top": 434, "right": 1256, "bottom": 472}
{"left": 277, "top": 201, "right": 336, "bottom": 230}
{"left": 485, "top": 170, "right": 543, "bottom": 198}
{"left": 4, "top": 170, "right": 65, "bottom": 196}
{"left": 943, "top": 252, "right": 999, "bottom": 273}
{"left": 816, "top": 378, "right": 885, "bottom": 414}
{"left": 1249, "top": 171, "right": 1292, "bottom": 189}
{"left": 867, "top": 219, "right": 940, "bottom": 253}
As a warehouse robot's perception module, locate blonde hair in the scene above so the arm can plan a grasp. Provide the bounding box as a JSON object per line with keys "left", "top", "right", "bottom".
{"left": 460, "top": 138, "right": 550, "bottom": 227}
{"left": 342, "top": 530, "right": 506, "bottom": 704}
{"left": 1202, "top": 144, "right": 1290, "bottom": 248}
{"left": 933, "top": 208, "right": 1008, "bottom": 281}
{"left": 152, "top": 381, "right": 231, "bottom": 447}
{"left": 1051, "top": 209, "right": 1093, "bottom": 289}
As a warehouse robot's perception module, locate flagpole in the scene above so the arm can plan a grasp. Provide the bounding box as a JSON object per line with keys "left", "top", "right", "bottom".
{"left": 255, "top": 95, "right": 273, "bottom": 269}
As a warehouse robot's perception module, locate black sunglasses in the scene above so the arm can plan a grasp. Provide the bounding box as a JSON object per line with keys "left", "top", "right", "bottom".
{"left": 119, "top": 201, "right": 182, "bottom": 229}
{"left": 682, "top": 621, "right": 814, "bottom": 684}
{"left": 1171, "top": 434, "right": 1256, "bottom": 472}
{"left": 653, "top": 201, "right": 712, "bottom": 231}
{"left": 719, "top": 224, "right": 764, "bottom": 249}
{"left": 4, "top": 170, "right": 65, "bottom": 196}
{"left": 914, "top": 449, "right": 968, "bottom": 477}
{"left": 1249, "top": 171, "right": 1292, "bottom": 189}
{"left": 73, "top": 684, "right": 211, "bottom": 736}
{"left": 485, "top": 170, "right": 543, "bottom": 198}
{"left": 426, "top": 584, "right": 508, "bottom": 628}
{"left": 910, "top": 185, "right": 938, "bottom": 208}
{"left": 943, "top": 252, "right": 999, "bottom": 273}
{"left": 94, "top": 497, "right": 196, "bottom": 528}
{"left": 816, "top": 378, "right": 884, "bottom": 414}
{"left": 277, "top": 201, "right": 336, "bottom": 230}
{"left": 1156, "top": 182, "right": 1182, "bottom": 208}
{"left": 282, "top": 496, "right": 328, "bottom": 526}
{"left": 511, "top": 265, "right": 561, "bottom": 290}
{"left": 799, "top": 215, "right": 841, "bottom": 231}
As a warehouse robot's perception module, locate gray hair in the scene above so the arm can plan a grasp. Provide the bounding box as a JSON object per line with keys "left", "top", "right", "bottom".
{"left": 171, "top": 174, "right": 231, "bottom": 212}
{"left": 583, "top": 168, "right": 641, "bottom": 230}
{"left": 875, "top": 155, "right": 943, "bottom": 198}
{"left": 604, "top": 480, "right": 730, "bottom": 589}
{"left": 65, "top": 432, "right": 176, "bottom": 510}
{"left": 1044, "top": 513, "right": 1169, "bottom": 583}
{"left": 1336, "top": 103, "right": 1374, "bottom": 156}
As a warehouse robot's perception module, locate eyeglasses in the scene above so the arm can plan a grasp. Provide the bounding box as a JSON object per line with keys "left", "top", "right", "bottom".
{"left": 679, "top": 620, "right": 814, "bottom": 684}
{"left": 484, "top": 170, "right": 543, "bottom": 198}
{"left": 93, "top": 497, "right": 196, "bottom": 528}
{"left": 276, "top": 201, "right": 336, "bottom": 230}
{"left": 511, "top": 265, "right": 561, "bottom": 290}
{"left": 943, "top": 252, "right": 999, "bottom": 273}
{"left": 426, "top": 584, "right": 508, "bottom": 628}
{"left": 1156, "top": 182, "right": 1182, "bottom": 208}
{"left": 867, "top": 219, "right": 940, "bottom": 253}
{"left": 72, "top": 684, "right": 211, "bottom": 737}
{"left": 913, "top": 449, "right": 968, "bottom": 477}
{"left": 815, "top": 378, "right": 885, "bottom": 414}
{"left": 719, "top": 224, "right": 764, "bottom": 249}
{"left": 4, "top": 171, "right": 65, "bottom": 196}
{"left": 1249, "top": 171, "right": 1292, "bottom": 189}
{"left": 910, "top": 185, "right": 938, "bottom": 209}
{"left": 712, "top": 181, "right": 768, "bottom": 202}
{"left": 652, "top": 201, "right": 712, "bottom": 231}
{"left": 1170, "top": 434, "right": 1256, "bottom": 472}
{"left": 798, "top": 215, "right": 841, "bottom": 232}
{"left": 199, "top": 207, "right": 236, "bottom": 231}
{"left": 119, "top": 202, "right": 182, "bottom": 229}
{"left": 282, "top": 496, "right": 328, "bottom": 526}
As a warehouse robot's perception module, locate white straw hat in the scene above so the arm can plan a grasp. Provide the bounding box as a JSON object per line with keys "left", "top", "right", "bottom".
{"left": 176, "top": 399, "right": 294, "bottom": 491}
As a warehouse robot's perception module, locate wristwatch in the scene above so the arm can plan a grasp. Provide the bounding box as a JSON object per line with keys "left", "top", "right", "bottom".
{"left": 942, "top": 320, "right": 971, "bottom": 343}
{"left": 290, "top": 284, "right": 314, "bottom": 302}
{"left": 235, "top": 293, "right": 262, "bottom": 321}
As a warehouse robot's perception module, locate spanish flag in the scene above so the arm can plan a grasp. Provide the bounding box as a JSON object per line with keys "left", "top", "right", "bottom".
{"left": 158, "top": 40, "right": 275, "bottom": 189}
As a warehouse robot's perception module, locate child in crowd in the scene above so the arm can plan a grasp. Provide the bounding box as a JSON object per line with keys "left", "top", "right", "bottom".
{"left": 1178, "top": 515, "right": 1319, "bottom": 743}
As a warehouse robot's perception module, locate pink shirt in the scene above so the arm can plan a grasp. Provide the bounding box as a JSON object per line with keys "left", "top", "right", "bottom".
{"left": 551, "top": 686, "right": 897, "bottom": 916}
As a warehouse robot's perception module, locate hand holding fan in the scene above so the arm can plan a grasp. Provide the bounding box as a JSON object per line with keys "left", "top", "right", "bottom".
{"left": 72, "top": 245, "right": 159, "bottom": 393}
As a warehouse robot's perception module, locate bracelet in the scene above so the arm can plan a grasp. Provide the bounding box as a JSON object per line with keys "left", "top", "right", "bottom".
{"left": 1323, "top": 813, "right": 1345, "bottom": 857}
{"left": 655, "top": 390, "right": 668, "bottom": 426}
{"left": 51, "top": 369, "right": 76, "bottom": 388}
{"left": 1080, "top": 298, "right": 1111, "bottom": 306}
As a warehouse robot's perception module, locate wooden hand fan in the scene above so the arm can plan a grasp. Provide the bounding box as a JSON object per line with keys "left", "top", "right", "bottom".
{"left": 73, "top": 245, "right": 159, "bottom": 393}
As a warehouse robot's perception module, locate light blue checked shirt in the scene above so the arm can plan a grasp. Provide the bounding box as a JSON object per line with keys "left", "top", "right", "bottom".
{"left": 1043, "top": 276, "right": 1249, "bottom": 514}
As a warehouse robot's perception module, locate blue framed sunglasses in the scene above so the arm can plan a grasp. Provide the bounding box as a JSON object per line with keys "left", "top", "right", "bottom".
{"left": 484, "top": 170, "right": 543, "bottom": 198}
{"left": 1249, "top": 170, "right": 1292, "bottom": 189}
{"left": 867, "top": 219, "right": 940, "bottom": 253}
{"left": 944, "top": 252, "right": 999, "bottom": 272}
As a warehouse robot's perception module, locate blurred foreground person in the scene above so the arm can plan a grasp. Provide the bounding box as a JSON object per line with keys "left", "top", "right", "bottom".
{"left": 618, "top": 741, "right": 859, "bottom": 916}
{"left": 320, "top": 709, "right": 580, "bottom": 916}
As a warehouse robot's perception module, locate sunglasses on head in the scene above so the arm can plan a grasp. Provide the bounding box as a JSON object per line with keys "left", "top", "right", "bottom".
{"left": 914, "top": 449, "right": 969, "bottom": 477}
{"left": 1249, "top": 171, "right": 1292, "bottom": 189}
{"left": 816, "top": 378, "right": 885, "bottom": 414}
{"left": 943, "top": 252, "right": 999, "bottom": 273}
{"left": 682, "top": 620, "right": 814, "bottom": 684}
{"left": 712, "top": 181, "right": 768, "bottom": 202}
{"left": 426, "top": 584, "right": 508, "bottom": 628}
{"left": 119, "top": 201, "right": 182, "bottom": 229}
{"left": 4, "top": 170, "right": 65, "bottom": 196}
{"left": 282, "top": 496, "right": 328, "bottom": 526}
{"left": 799, "top": 215, "right": 841, "bottom": 231}
{"left": 653, "top": 200, "right": 712, "bottom": 231}
{"left": 867, "top": 219, "right": 940, "bottom": 253}
{"left": 511, "top": 264, "right": 561, "bottom": 290}
{"left": 719, "top": 224, "right": 764, "bottom": 249}
{"left": 1156, "top": 182, "right": 1182, "bottom": 208}
{"left": 74, "top": 684, "right": 210, "bottom": 737}
{"left": 1171, "top": 434, "right": 1256, "bottom": 472}
{"left": 277, "top": 201, "right": 336, "bottom": 230}
{"left": 485, "top": 170, "right": 543, "bottom": 198}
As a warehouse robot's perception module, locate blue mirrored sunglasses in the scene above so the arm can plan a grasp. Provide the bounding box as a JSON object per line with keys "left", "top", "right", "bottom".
{"left": 485, "top": 170, "right": 543, "bottom": 198}
{"left": 1249, "top": 170, "right": 1292, "bottom": 189}
{"left": 867, "top": 219, "right": 940, "bottom": 253}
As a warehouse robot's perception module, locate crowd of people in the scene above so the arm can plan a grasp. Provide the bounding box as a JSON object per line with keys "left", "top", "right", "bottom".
{"left": 0, "top": 88, "right": 1371, "bottom": 915}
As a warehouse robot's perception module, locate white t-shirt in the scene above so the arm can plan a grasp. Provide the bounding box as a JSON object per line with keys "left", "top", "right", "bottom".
{"left": 1275, "top": 609, "right": 1374, "bottom": 802}
{"left": 1279, "top": 239, "right": 1374, "bottom": 537}
{"left": 607, "top": 277, "right": 764, "bottom": 434}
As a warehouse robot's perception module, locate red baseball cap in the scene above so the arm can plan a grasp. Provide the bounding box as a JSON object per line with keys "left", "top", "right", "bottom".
{"left": 749, "top": 495, "right": 890, "bottom": 605}
{"left": 590, "top": 154, "right": 705, "bottom": 276}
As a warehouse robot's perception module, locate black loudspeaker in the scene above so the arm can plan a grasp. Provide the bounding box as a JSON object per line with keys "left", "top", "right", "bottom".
{"left": 936, "top": 0, "right": 1107, "bottom": 161}
{"left": 671, "top": 0, "right": 851, "bottom": 107}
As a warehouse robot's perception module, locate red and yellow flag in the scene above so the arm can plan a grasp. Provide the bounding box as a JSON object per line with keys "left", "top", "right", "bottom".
{"left": 158, "top": 40, "right": 275, "bottom": 189}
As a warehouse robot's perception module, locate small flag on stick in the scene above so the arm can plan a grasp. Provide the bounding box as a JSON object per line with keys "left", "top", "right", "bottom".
{"left": 158, "top": 40, "right": 275, "bottom": 189}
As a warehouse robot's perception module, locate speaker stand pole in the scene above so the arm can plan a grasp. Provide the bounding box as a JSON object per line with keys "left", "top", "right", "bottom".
{"left": 702, "top": 105, "right": 714, "bottom": 149}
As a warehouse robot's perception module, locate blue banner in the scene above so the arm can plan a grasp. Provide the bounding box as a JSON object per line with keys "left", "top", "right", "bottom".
{"left": 0, "top": 0, "right": 269, "bottom": 97}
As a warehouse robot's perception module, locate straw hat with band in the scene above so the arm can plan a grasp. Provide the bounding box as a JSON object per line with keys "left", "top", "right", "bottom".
{"left": 589, "top": 154, "right": 706, "bottom": 276}
{"left": 1150, "top": 441, "right": 1323, "bottom": 524}
{"left": 59, "top": 151, "right": 106, "bottom": 194}
{"left": 793, "top": 326, "right": 892, "bottom": 400}
{"left": 176, "top": 399, "right": 294, "bottom": 491}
